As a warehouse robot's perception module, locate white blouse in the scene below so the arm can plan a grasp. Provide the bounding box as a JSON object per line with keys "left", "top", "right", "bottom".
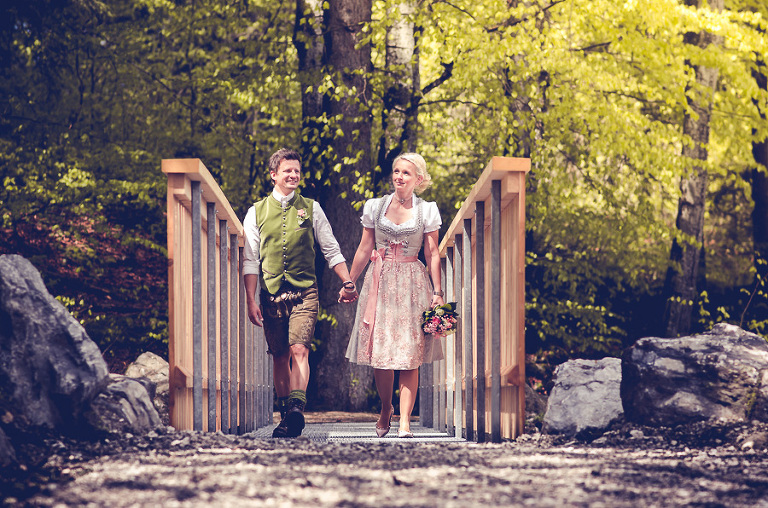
{"left": 360, "top": 194, "right": 441, "bottom": 233}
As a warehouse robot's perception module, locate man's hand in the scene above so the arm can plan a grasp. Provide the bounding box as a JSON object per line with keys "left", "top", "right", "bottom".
{"left": 247, "top": 299, "right": 264, "bottom": 327}
{"left": 338, "top": 286, "right": 358, "bottom": 303}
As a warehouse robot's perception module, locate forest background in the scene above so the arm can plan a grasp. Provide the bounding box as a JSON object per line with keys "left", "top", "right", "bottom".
{"left": 1, "top": 0, "right": 767, "bottom": 411}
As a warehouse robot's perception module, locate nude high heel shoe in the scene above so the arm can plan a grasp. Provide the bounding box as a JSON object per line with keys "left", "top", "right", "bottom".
{"left": 375, "top": 406, "right": 395, "bottom": 438}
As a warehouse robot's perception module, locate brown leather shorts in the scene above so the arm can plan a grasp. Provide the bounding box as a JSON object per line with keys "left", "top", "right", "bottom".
{"left": 260, "top": 283, "right": 318, "bottom": 357}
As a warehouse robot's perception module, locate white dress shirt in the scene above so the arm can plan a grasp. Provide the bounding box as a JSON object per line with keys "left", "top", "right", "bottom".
{"left": 242, "top": 189, "right": 346, "bottom": 277}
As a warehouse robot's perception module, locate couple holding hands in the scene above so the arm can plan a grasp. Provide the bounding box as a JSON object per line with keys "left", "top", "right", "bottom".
{"left": 243, "top": 148, "right": 444, "bottom": 439}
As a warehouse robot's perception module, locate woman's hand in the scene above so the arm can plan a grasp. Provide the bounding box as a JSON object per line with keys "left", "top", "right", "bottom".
{"left": 431, "top": 294, "right": 444, "bottom": 309}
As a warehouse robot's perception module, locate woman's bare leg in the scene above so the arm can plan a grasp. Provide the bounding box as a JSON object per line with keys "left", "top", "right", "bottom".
{"left": 374, "top": 368, "right": 395, "bottom": 428}
{"left": 398, "top": 368, "right": 419, "bottom": 433}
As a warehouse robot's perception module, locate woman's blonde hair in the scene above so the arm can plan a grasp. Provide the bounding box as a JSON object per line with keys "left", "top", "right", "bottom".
{"left": 393, "top": 152, "right": 432, "bottom": 194}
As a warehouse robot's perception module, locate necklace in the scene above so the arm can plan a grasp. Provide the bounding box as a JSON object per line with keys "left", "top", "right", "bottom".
{"left": 396, "top": 194, "right": 411, "bottom": 205}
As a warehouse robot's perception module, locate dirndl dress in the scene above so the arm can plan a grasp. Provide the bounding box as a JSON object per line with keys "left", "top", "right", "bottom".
{"left": 345, "top": 194, "right": 444, "bottom": 370}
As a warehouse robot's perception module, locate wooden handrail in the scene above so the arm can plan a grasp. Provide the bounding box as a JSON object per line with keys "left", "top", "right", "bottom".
{"left": 421, "top": 156, "right": 530, "bottom": 442}
{"left": 162, "top": 158, "right": 273, "bottom": 434}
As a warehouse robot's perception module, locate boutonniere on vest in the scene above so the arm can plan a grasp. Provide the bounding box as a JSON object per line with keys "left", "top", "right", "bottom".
{"left": 296, "top": 208, "right": 307, "bottom": 225}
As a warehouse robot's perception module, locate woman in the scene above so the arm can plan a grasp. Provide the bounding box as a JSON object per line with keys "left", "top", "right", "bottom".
{"left": 341, "top": 152, "right": 444, "bottom": 438}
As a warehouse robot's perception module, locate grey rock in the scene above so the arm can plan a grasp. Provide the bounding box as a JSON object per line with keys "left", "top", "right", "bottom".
{"left": 524, "top": 382, "right": 548, "bottom": 416}
{"left": 0, "top": 254, "right": 108, "bottom": 433}
{"left": 740, "top": 431, "right": 768, "bottom": 451}
{"left": 622, "top": 323, "right": 768, "bottom": 427}
{"left": 124, "top": 352, "right": 169, "bottom": 425}
{"left": 0, "top": 426, "right": 15, "bottom": 467}
{"left": 542, "top": 357, "right": 624, "bottom": 439}
{"left": 84, "top": 374, "right": 162, "bottom": 434}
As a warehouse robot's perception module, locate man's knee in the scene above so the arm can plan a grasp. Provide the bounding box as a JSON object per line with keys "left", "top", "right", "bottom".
{"left": 290, "top": 343, "right": 309, "bottom": 360}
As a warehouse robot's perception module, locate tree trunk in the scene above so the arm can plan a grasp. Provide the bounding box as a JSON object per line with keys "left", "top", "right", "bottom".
{"left": 310, "top": 0, "right": 374, "bottom": 411}
{"left": 752, "top": 57, "right": 768, "bottom": 280}
{"left": 375, "top": 1, "right": 418, "bottom": 190}
{"left": 294, "top": 0, "right": 325, "bottom": 190}
{"left": 663, "top": 0, "right": 723, "bottom": 337}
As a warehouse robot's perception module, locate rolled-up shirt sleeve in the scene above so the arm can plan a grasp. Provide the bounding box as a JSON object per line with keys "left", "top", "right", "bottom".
{"left": 242, "top": 206, "right": 261, "bottom": 276}
{"left": 313, "top": 201, "right": 346, "bottom": 269}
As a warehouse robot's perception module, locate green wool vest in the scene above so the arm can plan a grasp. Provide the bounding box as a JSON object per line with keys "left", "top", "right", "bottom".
{"left": 254, "top": 194, "right": 316, "bottom": 294}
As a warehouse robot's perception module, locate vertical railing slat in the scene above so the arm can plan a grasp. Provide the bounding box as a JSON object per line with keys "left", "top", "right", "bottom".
{"left": 248, "top": 318, "right": 254, "bottom": 432}
{"left": 491, "top": 180, "right": 502, "bottom": 443}
{"left": 421, "top": 359, "right": 433, "bottom": 428}
{"left": 475, "top": 201, "right": 486, "bottom": 443}
{"left": 229, "top": 233, "right": 238, "bottom": 433}
{"left": 462, "top": 218, "right": 473, "bottom": 441}
{"left": 445, "top": 249, "right": 455, "bottom": 436}
{"left": 453, "top": 234, "right": 463, "bottom": 438}
{"left": 207, "top": 203, "right": 217, "bottom": 432}
{"left": 219, "top": 220, "right": 230, "bottom": 434}
{"left": 191, "top": 181, "right": 203, "bottom": 431}
{"left": 239, "top": 246, "right": 246, "bottom": 434}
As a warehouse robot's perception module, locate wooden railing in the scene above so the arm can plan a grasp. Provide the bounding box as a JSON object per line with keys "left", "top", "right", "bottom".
{"left": 162, "top": 159, "right": 273, "bottom": 433}
{"left": 419, "top": 157, "right": 529, "bottom": 442}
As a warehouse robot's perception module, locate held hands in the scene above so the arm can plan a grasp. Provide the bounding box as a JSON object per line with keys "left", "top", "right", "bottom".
{"left": 338, "top": 281, "right": 359, "bottom": 303}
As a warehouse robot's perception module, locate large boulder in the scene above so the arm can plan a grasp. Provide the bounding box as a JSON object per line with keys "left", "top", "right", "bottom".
{"left": 621, "top": 323, "right": 768, "bottom": 427}
{"left": 124, "top": 352, "right": 170, "bottom": 425}
{"left": 85, "top": 374, "right": 162, "bottom": 434}
{"left": 0, "top": 254, "right": 109, "bottom": 433}
{"left": 542, "top": 358, "right": 624, "bottom": 439}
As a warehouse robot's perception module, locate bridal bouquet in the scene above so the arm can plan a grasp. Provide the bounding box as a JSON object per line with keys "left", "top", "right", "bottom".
{"left": 422, "top": 302, "right": 458, "bottom": 336}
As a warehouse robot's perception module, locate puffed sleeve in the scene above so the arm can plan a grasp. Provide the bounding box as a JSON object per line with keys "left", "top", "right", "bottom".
{"left": 361, "top": 198, "right": 377, "bottom": 229}
{"left": 423, "top": 201, "right": 442, "bottom": 233}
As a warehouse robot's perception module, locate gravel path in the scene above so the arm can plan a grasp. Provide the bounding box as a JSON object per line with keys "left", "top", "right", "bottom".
{"left": 16, "top": 417, "right": 768, "bottom": 507}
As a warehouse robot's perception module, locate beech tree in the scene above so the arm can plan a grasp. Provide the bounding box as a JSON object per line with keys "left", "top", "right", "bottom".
{"left": 663, "top": 0, "right": 725, "bottom": 338}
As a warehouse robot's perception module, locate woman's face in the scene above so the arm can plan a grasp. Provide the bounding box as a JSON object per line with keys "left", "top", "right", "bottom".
{"left": 392, "top": 159, "right": 422, "bottom": 195}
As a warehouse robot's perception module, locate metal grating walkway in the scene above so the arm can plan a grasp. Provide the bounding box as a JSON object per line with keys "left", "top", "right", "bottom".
{"left": 250, "top": 421, "right": 467, "bottom": 443}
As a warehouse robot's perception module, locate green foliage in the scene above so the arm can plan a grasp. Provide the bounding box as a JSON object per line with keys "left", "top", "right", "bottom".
{"left": 410, "top": 0, "right": 768, "bottom": 355}
{"left": 2, "top": 0, "right": 767, "bottom": 373}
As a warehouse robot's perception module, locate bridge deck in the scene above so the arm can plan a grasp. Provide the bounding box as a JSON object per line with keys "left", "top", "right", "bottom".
{"left": 250, "top": 412, "right": 466, "bottom": 443}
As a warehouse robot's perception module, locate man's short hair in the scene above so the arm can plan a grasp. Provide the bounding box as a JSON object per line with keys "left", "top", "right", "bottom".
{"left": 269, "top": 148, "right": 301, "bottom": 174}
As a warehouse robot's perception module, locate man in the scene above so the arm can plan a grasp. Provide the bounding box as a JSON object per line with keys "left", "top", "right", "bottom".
{"left": 243, "top": 148, "right": 358, "bottom": 438}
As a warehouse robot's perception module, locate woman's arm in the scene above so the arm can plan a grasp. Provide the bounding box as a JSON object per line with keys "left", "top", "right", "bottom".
{"left": 423, "top": 229, "right": 444, "bottom": 308}
{"left": 338, "top": 227, "right": 376, "bottom": 303}
{"left": 349, "top": 227, "right": 376, "bottom": 283}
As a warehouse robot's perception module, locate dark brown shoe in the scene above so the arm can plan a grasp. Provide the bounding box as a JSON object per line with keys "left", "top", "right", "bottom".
{"left": 284, "top": 400, "right": 306, "bottom": 438}
{"left": 271, "top": 418, "right": 290, "bottom": 438}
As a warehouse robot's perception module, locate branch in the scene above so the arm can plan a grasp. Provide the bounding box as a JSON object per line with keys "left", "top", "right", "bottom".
{"left": 487, "top": 0, "right": 566, "bottom": 32}
{"left": 421, "top": 61, "right": 454, "bottom": 96}
{"left": 570, "top": 41, "right": 612, "bottom": 53}
{"left": 419, "top": 98, "right": 493, "bottom": 110}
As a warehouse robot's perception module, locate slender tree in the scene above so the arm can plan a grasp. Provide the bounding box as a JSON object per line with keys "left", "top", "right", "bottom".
{"left": 663, "top": 0, "right": 724, "bottom": 337}
{"left": 375, "top": 1, "right": 419, "bottom": 189}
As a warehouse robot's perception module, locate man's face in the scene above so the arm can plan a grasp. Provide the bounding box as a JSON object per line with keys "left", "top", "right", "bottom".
{"left": 271, "top": 159, "right": 301, "bottom": 195}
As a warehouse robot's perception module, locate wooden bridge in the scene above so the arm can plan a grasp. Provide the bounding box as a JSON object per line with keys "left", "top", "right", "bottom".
{"left": 162, "top": 156, "right": 529, "bottom": 442}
